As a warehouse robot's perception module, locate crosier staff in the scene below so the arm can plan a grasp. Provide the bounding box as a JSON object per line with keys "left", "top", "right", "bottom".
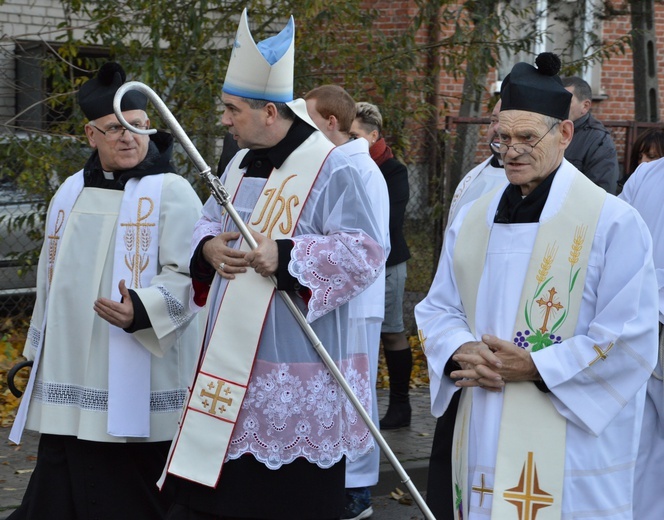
{"left": 113, "top": 81, "right": 435, "bottom": 520}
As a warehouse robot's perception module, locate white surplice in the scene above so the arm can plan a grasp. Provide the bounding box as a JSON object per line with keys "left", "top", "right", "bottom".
{"left": 448, "top": 156, "right": 506, "bottom": 230}
{"left": 190, "top": 143, "right": 385, "bottom": 470}
{"left": 340, "top": 137, "right": 391, "bottom": 488}
{"left": 416, "top": 160, "right": 658, "bottom": 519}
{"left": 22, "top": 173, "right": 203, "bottom": 443}
{"left": 619, "top": 157, "right": 664, "bottom": 519}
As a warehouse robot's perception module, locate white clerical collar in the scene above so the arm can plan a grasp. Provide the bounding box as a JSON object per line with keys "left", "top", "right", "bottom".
{"left": 103, "top": 170, "right": 114, "bottom": 180}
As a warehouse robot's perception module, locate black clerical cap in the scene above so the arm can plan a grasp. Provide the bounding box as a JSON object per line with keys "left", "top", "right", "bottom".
{"left": 77, "top": 62, "right": 147, "bottom": 121}
{"left": 500, "top": 53, "right": 572, "bottom": 121}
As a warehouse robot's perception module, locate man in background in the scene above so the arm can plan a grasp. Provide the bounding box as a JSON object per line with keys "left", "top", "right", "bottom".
{"left": 562, "top": 76, "right": 619, "bottom": 194}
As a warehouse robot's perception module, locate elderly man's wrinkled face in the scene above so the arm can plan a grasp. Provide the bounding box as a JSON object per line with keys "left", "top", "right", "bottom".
{"left": 85, "top": 110, "right": 150, "bottom": 172}
{"left": 497, "top": 110, "right": 572, "bottom": 196}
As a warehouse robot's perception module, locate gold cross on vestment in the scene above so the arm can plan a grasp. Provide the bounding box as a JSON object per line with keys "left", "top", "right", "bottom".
{"left": 472, "top": 473, "right": 493, "bottom": 507}
{"left": 417, "top": 329, "right": 427, "bottom": 354}
{"left": 200, "top": 380, "right": 233, "bottom": 415}
{"left": 47, "top": 209, "right": 65, "bottom": 284}
{"left": 121, "top": 197, "right": 155, "bottom": 288}
{"left": 535, "top": 287, "right": 564, "bottom": 333}
{"left": 589, "top": 342, "right": 615, "bottom": 366}
{"left": 503, "top": 451, "right": 554, "bottom": 520}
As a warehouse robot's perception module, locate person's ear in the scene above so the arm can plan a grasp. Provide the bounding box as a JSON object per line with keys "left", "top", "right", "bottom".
{"left": 582, "top": 98, "right": 592, "bottom": 114}
{"left": 560, "top": 119, "right": 575, "bottom": 147}
{"left": 84, "top": 124, "right": 98, "bottom": 148}
{"left": 264, "top": 103, "right": 278, "bottom": 124}
{"left": 328, "top": 115, "right": 338, "bottom": 132}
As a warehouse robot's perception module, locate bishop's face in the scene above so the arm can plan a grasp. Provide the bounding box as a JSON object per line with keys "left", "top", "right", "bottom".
{"left": 221, "top": 93, "right": 271, "bottom": 150}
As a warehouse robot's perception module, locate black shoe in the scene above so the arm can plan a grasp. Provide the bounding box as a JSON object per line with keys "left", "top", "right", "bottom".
{"left": 380, "top": 402, "right": 411, "bottom": 429}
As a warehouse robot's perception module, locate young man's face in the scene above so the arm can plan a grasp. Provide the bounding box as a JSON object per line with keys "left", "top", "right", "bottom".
{"left": 85, "top": 110, "right": 150, "bottom": 172}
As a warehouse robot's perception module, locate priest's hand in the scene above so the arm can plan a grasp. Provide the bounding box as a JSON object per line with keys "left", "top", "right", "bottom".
{"left": 94, "top": 279, "right": 134, "bottom": 329}
{"left": 482, "top": 334, "right": 541, "bottom": 382}
{"left": 451, "top": 340, "right": 505, "bottom": 392}
{"left": 244, "top": 230, "right": 278, "bottom": 277}
{"left": 203, "top": 231, "right": 248, "bottom": 279}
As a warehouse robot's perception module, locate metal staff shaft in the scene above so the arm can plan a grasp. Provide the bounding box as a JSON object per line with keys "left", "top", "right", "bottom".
{"left": 113, "top": 82, "right": 435, "bottom": 520}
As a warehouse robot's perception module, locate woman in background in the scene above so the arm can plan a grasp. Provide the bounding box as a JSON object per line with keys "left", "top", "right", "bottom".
{"left": 619, "top": 127, "right": 664, "bottom": 190}
{"left": 351, "top": 102, "right": 412, "bottom": 430}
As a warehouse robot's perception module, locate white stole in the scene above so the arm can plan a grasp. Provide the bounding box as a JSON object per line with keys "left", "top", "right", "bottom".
{"left": 10, "top": 171, "right": 85, "bottom": 444}
{"left": 451, "top": 172, "right": 606, "bottom": 519}
{"left": 107, "top": 175, "right": 163, "bottom": 437}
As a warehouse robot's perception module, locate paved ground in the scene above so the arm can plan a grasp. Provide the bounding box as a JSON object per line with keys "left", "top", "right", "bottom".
{"left": 0, "top": 387, "right": 436, "bottom": 519}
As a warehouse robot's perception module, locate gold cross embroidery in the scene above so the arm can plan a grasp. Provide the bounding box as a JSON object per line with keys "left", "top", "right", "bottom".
{"left": 121, "top": 197, "right": 155, "bottom": 288}
{"left": 417, "top": 329, "right": 427, "bottom": 354}
{"left": 589, "top": 342, "right": 614, "bottom": 366}
{"left": 200, "top": 380, "right": 234, "bottom": 416}
{"left": 535, "top": 287, "right": 564, "bottom": 333}
{"left": 503, "top": 451, "right": 554, "bottom": 520}
{"left": 472, "top": 473, "right": 493, "bottom": 507}
{"left": 47, "top": 209, "right": 65, "bottom": 284}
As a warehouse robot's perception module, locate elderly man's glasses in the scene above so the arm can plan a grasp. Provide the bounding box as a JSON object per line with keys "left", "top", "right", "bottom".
{"left": 490, "top": 122, "right": 560, "bottom": 155}
{"left": 89, "top": 121, "right": 148, "bottom": 141}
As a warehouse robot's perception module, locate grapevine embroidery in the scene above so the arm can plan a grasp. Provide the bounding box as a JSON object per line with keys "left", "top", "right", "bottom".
{"left": 514, "top": 225, "right": 587, "bottom": 351}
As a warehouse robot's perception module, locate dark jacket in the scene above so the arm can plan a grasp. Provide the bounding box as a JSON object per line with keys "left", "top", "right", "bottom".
{"left": 564, "top": 113, "right": 619, "bottom": 194}
{"left": 380, "top": 157, "right": 411, "bottom": 266}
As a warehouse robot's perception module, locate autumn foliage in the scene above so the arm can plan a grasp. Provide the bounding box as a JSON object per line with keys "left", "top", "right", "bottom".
{"left": 0, "top": 315, "right": 29, "bottom": 427}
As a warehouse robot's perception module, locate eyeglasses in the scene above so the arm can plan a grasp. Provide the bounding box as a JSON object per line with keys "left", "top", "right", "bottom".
{"left": 490, "top": 122, "right": 559, "bottom": 155}
{"left": 89, "top": 121, "right": 148, "bottom": 141}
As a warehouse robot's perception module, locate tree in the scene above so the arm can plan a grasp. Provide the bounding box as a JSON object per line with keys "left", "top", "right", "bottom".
{"left": 0, "top": 0, "right": 635, "bottom": 298}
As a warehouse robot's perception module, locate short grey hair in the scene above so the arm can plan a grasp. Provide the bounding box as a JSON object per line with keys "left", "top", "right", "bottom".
{"left": 561, "top": 76, "right": 592, "bottom": 102}
{"left": 241, "top": 97, "right": 295, "bottom": 121}
{"left": 354, "top": 102, "right": 383, "bottom": 134}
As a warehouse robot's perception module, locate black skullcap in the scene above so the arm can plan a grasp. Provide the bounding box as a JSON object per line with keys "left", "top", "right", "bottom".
{"left": 77, "top": 62, "right": 147, "bottom": 120}
{"left": 500, "top": 53, "right": 572, "bottom": 121}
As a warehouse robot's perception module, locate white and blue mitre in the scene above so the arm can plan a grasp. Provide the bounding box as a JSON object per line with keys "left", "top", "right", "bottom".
{"left": 223, "top": 8, "right": 316, "bottom": 128}
{"left": 223, "top": 8, "right": 294, "bottom": 102}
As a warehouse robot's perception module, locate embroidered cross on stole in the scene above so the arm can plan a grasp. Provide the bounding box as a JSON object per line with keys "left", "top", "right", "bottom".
{"left": 162, "top": 131, "right": 334, "bottom": 488}
{"left": 451, "top": 172, "right": 606, "bottom": 520}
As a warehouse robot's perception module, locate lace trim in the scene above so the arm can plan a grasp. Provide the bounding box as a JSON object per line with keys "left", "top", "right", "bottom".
{"left": 290, "top": 232, "right": 384, "bottom": 321}
{"left": 226, "top": 362, "right": 374, "bottom": 469}
{"left": 27, "top": 324, "right": 41, "bottom": 357}
{"left": 33, "top": 381, "right": 186, "bottom": 413}
{"left": 156, "top": 285, "right": 189, "bottom": 328}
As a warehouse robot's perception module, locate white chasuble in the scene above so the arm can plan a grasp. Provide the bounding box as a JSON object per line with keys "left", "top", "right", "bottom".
{"left": 11, "top": 172, "right": 202, "bottom": 445}
{"left": 12, "top": 173, "right": 164, "bottom": 441}
{"left": 451, "top": 172, "right": 605, "bottom": 520}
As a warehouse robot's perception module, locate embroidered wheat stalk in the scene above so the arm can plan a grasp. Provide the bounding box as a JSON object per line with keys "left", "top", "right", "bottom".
{"left": 568, "top": 225, "right": 587, "bottom": 265}
{"left": 536, "top": 243, "right": 557, "bottom": 284}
